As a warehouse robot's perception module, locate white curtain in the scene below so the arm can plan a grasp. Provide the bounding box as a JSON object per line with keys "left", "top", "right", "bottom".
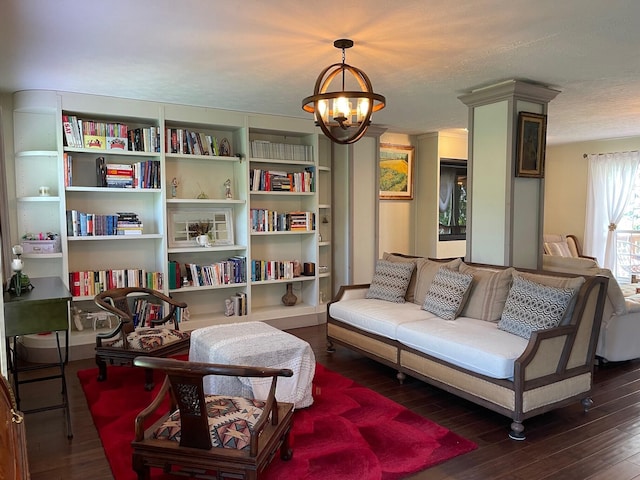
{"left": 439, "top": 167, "right": 455, "bottom": 214}
{"left": 584, "top": 151, "right": 640, "bottom": 269}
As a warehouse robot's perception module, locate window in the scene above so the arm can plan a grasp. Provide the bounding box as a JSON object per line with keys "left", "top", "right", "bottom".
{"left": 439, "top": 159, "right": 467, "bottom": 241}
{"left": 616, "top": 171, "right": 640, "bottom": 280}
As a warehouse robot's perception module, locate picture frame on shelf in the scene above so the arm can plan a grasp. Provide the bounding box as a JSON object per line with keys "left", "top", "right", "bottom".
{"left": 515, "top": 112, "right": 547, "bottom": 178}
{"left": 169, "top": 208, "right": 234, "bottom": 247}
{"left": 379, "top": 144, "right": 414, "bottom": 200}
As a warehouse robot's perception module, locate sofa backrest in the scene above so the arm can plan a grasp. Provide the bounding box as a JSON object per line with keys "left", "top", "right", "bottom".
{"left": 542, "top": 255, "right": 626, "bottom": 316}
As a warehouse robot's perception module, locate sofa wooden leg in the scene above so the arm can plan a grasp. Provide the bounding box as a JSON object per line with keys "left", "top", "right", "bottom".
{"left": 509, "top": 421, "right": 525, "bottom": 440}
{"left": 326, "top": 339, "right": 335, "bottom": 353}
{"left": 581, "top": 397, "right": 593, "bottom": 412}
{"left": 396, "top": 371, "right": 406, "bottom": 384}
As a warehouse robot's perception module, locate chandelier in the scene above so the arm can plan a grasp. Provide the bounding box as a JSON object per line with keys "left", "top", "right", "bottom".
{"left": 302, "top": 39, "right": 386, "bottom": 144}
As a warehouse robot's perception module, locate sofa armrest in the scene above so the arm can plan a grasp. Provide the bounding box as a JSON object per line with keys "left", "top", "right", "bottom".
{"left": 515, "top": 325, "right": 575, "bottom": 381}
{"left": 513, "top": 275, "right": 607, "bottom": 384}
{"left": 332, "top": 284, "right": 370, "bottom": 302}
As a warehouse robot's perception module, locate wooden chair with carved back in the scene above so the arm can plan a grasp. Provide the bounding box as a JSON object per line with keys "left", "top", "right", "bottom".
{"left": 94, "top": 287, "right": 190, "bottom": 390}
{"left": 131, "top": 356, "right": 294, "bottom": 480}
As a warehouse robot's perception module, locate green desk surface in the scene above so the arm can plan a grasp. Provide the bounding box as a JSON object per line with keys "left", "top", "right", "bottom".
{"left": 4, "top": 277, "right": 72, "bottom": 337}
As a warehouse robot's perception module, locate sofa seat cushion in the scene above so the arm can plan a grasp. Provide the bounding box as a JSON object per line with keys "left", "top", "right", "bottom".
{"left": 329, "top": 299, "right": 432, "bottom": 340}
{"left": 396, "top": 317, "right": 529, "bottom": 379}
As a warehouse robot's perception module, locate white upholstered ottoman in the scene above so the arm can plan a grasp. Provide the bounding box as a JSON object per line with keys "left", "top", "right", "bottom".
{"left": 189, "top": 321, "right": 315, "bottom": 408}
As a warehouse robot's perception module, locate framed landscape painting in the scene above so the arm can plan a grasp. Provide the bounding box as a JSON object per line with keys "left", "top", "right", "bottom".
{"left": 379, "top": 144, "right": 414, "bottom": 199}
{"left": 516, "top": 111, "right": 547, "bottom": 178}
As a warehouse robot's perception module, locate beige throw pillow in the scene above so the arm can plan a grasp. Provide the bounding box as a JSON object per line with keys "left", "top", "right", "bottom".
{"left": 413, "top": 258, "right": 462, "bottom": 305}
{"left": 459, "top": 264, "right": 515, "bottom": 321}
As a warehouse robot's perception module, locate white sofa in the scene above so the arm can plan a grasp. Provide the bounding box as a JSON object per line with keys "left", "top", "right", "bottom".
{"left": 542, "top": 254, "right": 640, "bottom": 362}
{"left": 327, "top": 254, "right": 608, "bottom": 440}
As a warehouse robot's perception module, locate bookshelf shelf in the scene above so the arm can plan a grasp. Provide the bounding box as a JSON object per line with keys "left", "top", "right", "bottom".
{"left": 67, "top": 234, "right": 164, "bottom": 241}
{"left": 63, "top": 147, "right": 159, "bottom": 157}
{"left": 166, "top": 198, "right": 245, "bottom": 205}
{"left": 17, "top": 196, "right": 60, "bottom": 202}
{"left": 15, "top": 150, "right": 58, "bottom": 158}
{"left": 169, "top": 282, "right": 247, "bottom": 294}
{"left": 23, "top": 253, "right": 63, "bottom": 259}
{"left": 65, "top": 186, "right": 161, "bottom": 193}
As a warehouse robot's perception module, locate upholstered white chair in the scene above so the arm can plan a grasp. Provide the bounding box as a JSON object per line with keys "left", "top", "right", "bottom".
{"left": 543, "top": 234, "right": 596, "bottom": 262}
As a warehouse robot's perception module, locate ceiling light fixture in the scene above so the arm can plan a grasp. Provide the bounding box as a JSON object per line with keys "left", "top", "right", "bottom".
{"left": 302, "top": 39, "right": 386, "bottom": 145}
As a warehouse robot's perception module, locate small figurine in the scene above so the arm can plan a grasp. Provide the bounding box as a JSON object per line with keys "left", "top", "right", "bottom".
{"left": 224, "top": 178, "right": 232, "bottom": 199}
{"left": 171, "top": 177, "right": 178, "bottom": 198}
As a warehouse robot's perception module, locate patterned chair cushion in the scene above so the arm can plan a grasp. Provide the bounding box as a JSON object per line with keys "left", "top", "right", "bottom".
{"left": 544, "top": 241, "right": 573, "bottom": 257}
{"left": 153, "top": 395, "right": 266, "bottom": 450}
{"left": 422, "top": 267, "right": 473, "bottom": 320}
{"left": 366, "top": 260, "right": 416, "bottom": 303}
{"left": 498, "top": 274, "right": 575, "bottom": 339}
{"left": 103, "top": 327, "right": 190, "bottom": 351}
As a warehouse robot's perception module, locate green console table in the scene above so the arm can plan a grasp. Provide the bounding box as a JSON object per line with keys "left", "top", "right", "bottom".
{"left": 3, "top": 276, "right": 73, "bottom": 438}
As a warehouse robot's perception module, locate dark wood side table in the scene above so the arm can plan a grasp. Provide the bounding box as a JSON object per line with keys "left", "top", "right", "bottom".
{"left": 3, "top": 276, "right": 73, "bottom": 438}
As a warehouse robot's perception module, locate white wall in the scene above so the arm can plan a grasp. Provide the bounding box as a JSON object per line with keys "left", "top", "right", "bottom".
{"left": 379, "top": 132, "right": 414, "bottom": 257}
{"left": 544, "top": 136, "right": 640, "bottom": 249}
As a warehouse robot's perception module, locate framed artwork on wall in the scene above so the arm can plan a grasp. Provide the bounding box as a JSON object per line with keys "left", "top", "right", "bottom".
{"left": 379, "top": 144, "right": 414, "bottom": 200}
{"left": 516, "top": 112, "right": 547, "bottom": 178}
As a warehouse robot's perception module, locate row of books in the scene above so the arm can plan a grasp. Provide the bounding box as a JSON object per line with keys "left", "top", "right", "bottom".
{"left": 251, "top": 259, "right": 301, "bottom": 281}
{"left": 250, "top": 140, "right": 314, "bottom": 162}
{"left": 131, "top": 298, "right": 165, "bottom": 328}
{"left": 249, "top": 168, "right": 314, "bottom": 192}
{"left": 250, "top": 209, "right": 315, "bottom": 232}
{"left": 95, "top": 157, "right": 161, "bottom": 189}
{"left": 226, "top": 292, "right": 247, "bottom": 316}
{"left": 168, "top": 256, "right": 246, "bottom": 289}
{"left": 166, "top": 128, "right": 227, "bottom": 156}
{"left": 62, "top": 114, "right": 161, "bottom": 152}
{"left": 69, "top": 269, "right": 163, "bottom": 297}
{"left": 66, "top": 211, "right": 143, "bottom": 236}
{"left": 130, "top": 298, "right": 187, "bottom": 328}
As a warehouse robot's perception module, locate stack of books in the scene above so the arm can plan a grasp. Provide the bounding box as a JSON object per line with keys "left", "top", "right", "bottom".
{"left": 117, "top": 212, "right": 143, "bottom": 235}
{"left": 105, "top": 163, "right": 134, "bottom": 188}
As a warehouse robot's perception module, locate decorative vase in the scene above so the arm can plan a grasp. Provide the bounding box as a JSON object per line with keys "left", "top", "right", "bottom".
{"left": 282, "top": 283, "right": 297, "bottom": 306}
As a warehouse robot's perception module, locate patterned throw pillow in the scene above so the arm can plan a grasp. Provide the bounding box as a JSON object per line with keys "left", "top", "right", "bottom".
{"left": 366, "top": 260, "right": 416, "bottom": 303}
{"left": 422, "top": 267, "right": 474, "bottom": 320}
{"left": 498, "top": 274, "right": 575, "bottom": 339}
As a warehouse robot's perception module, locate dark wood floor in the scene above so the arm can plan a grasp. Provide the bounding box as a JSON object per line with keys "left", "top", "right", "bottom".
{"left": 19, "top": 324, "right": 640, "bottom": 479}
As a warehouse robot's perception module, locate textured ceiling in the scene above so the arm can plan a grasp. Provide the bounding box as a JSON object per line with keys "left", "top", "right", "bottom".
{"left": 1, "top": 0, "right": 640, "bottom": 145}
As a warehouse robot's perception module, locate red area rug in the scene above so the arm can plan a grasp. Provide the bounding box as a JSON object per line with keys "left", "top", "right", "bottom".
{"left": 78, "top": 361, "right": 476, "bottom": 480}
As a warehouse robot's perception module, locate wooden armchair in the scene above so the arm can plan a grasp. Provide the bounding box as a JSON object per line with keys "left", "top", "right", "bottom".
{"left": 131, "top": 356, "right": 294, "bottom": 480}
{"left": 94, "top": 287, "right": 190, "bottom": 390}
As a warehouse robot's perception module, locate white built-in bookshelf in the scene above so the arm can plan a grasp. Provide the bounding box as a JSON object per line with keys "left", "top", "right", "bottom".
{"left": 11, "top": 90, "right": 331, "bottom": 356}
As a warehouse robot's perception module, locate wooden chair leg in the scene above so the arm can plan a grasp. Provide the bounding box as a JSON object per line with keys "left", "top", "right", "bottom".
{"left": 96, "top": 355, "right": 107, "bottom": 382}
{"left": 132, "top": 454, "right": 150, "bottom": 480}
{"left": 279, "top": 423, "right": 294, "bottom": 461}
{"left": 144, "top": 368, "right": 155, "bottom": 391}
